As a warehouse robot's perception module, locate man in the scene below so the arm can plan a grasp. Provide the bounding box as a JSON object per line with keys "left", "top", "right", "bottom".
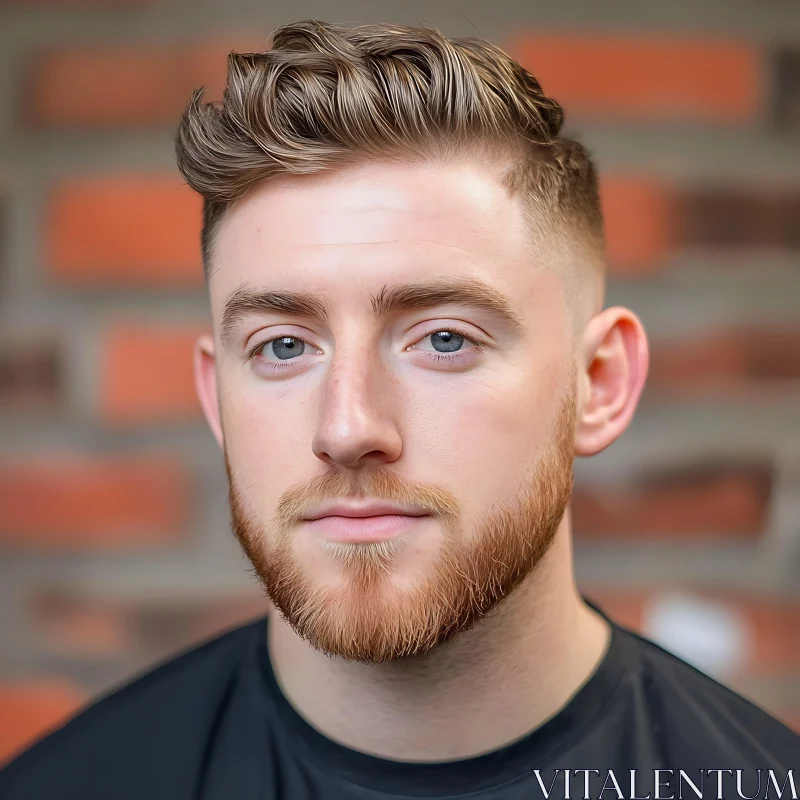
{"left": 2, "top": 19, "right": 797, "bottom": 800}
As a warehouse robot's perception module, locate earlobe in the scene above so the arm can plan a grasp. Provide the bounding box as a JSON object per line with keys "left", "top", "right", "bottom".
{"left": 574, "top": 307, "right": 649, "bottom": 457}
{"left": 194, "top": 333, "right": 225, "bottom": 449}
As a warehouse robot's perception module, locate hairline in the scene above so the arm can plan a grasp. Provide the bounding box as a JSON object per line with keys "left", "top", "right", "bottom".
{"left": 201, "top": 149, "right": 604, "bottom": 279}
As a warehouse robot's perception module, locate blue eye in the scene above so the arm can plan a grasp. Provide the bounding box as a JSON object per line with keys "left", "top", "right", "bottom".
{"left": 268, "top": 336, "right": 306, "bottom": 360}
{"left": 428, "top": 331, "right": 465, "bottom": 353}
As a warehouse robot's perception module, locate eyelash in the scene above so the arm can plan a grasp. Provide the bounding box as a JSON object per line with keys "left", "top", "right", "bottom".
{"left": 245, "top": 327, "right": 485, "bottom": 374}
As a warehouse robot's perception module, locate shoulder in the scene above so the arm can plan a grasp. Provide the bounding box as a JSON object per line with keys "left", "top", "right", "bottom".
{"left": 615, "top": 623, "right": 799, "bottom": 765}
{"left": 0, "top": 617, "right": 268, "bottom": 800}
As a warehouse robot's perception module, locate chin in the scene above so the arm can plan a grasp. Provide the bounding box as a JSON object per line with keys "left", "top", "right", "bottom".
{"left": 252, "top": 536, "right": 458, "bottom": 662}
{"left": 277, "top": 584, "right": 466, "bottom": 664}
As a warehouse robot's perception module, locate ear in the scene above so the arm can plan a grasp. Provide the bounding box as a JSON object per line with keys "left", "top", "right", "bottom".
{"left": 194, "top": 333, "right": 224, "bottom": 449}
{"left": 575, "top": 306, "right": 649, "bottom": 457}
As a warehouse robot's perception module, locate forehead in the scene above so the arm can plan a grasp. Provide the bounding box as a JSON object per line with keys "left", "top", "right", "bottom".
{"left": 209, "top": 161, "right": 538, "bottom": 308}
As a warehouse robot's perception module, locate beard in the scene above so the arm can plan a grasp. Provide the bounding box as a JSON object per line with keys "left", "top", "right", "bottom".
{"left": 226, "top": 382, "right": 577, "bottom": 664}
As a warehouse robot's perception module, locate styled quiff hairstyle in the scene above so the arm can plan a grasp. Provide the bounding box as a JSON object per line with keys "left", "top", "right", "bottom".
{"left": 175, "top": 19, "right": 604, "bottom": 278}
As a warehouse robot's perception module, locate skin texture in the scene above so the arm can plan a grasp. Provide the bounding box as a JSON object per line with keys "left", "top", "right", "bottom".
{"left": 194, "top": 159, "right": 650, "bottom": 760}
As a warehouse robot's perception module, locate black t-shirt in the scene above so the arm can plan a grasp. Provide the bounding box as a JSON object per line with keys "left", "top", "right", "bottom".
{"left": 2, "top": 601, "right": 797, "bottom": 800}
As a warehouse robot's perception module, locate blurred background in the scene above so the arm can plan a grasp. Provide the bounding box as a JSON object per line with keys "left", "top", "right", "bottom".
{"left": 1, "top": 0, "right": 799, "bottom": 766}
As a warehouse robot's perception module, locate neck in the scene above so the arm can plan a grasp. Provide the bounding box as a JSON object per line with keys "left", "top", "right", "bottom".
{"left": 267, "top": 515, "right": 610, "bottom": 762}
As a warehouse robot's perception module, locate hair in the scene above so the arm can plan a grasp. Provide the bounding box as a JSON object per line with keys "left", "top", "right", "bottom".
{"left": 175, "top": 19, "right": 605, "bottom": 282}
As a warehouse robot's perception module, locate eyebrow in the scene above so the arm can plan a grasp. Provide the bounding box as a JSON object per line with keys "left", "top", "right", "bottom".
{"left": 219, "top": 278, "right": 525, "bottom": 345}
{"left": 220, "top": 287, "right": 329, "bottom": 345}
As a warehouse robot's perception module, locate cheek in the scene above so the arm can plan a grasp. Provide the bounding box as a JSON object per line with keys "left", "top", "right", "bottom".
{"left": 407, "top": 369, "right": 557, "bottom": 511}
{"left": 219, "top": 379, "right": 314, "bottom": 500}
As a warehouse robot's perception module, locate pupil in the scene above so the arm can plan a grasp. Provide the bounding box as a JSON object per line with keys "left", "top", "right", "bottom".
{"left": 272, "top": 337, "right": 305, "bottom": 360}
{"left": 431, "top": 331, "right": 463, "bottom": 353}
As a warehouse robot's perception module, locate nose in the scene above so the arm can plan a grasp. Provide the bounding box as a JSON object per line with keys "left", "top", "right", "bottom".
{"left": 311, "top": 348, "right": 402, "bottom": 469}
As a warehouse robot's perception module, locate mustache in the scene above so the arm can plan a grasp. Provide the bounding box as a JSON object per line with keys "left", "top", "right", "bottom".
{"left": 270, "top": 465, "right": 461, "bottom": 526}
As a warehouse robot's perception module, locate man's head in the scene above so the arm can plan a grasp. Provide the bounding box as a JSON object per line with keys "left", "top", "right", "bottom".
{"left": 176, "top": 20, "right": 648, "bottom": 663}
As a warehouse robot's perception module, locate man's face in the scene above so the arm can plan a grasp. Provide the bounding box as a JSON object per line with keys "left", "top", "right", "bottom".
{"left": 206, "top": 160, "right": 579, "bottom": 663}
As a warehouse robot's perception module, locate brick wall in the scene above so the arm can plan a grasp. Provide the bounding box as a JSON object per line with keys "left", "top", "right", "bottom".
{"left": 1, "top": 0, "right": 799, "bottom": 765}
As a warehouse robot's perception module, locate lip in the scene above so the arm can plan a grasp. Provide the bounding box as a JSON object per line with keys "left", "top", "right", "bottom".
{"left": 304, "top": 513, "right": 428, "bottom": 543}
{"left": 303, "top": 502, "right": 430, "bottom": 521}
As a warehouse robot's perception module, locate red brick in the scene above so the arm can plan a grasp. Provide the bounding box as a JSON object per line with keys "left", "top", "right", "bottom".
{"left": 573, "top": 463, "right": 772, "bottom": 541}
{"left": 0, "top": 339, "right": 61, "bottom": 411}
{"left": 510, "top": 34, "right": 760, "bottom": 123}
{"left": 0, "top": 456, "right": 188, "bottom": 549}
{"left": 601, "top": 177, "right": 673, "bottom": 273}
{"left": 740, "top": 600, "right": 800, "bottom": 675}
{"left": 30, "top": 588, "right": 268, "bottom": 661}
{"left": 649, "top": 327, "right": 800, "bottom": 393}
{"left": 100, "top": 325, "right": 203, "bottom": 423}
{"left": 46, "top": 175, "right": 203, "bottom": 286}
{"left": 32, "top": 591, "right": 133, "bottom": 657}
{"left": 775, "top": 47, "right": 800, "bottom": 133}
{"left": 132, "top": 595, "right": 269, "bottom": 654}
{"left": 676, "top": 187, "right": 800, "bottom": 249}
{"left": 585, "top": 589, "right": 800, "bottom": 675}
{"left": 26, "top": 36, "right": 260, "bottom": 128}
{"left": 0, "top": 680, "right": 85, "bottom": 765}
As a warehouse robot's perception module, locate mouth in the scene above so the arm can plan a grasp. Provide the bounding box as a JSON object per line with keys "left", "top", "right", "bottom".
{"left": 303, "top": 505, "right": 431, "bottom": 543}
